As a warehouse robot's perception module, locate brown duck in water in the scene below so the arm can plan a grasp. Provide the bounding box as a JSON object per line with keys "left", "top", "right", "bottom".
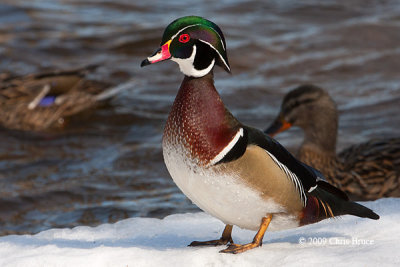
{"left": 0, "top": 65, "right": 130, "bottom": 132}
{"left": 265, "top": 84, "right": 400, "bottom": 200}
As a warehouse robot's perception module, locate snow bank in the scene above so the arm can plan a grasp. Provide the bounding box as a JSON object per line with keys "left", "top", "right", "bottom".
{"left": 0, "top": 198, "right": 398, "bottom": 267}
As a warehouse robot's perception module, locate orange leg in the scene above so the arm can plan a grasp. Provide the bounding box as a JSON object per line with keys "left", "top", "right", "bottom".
{"left": 220, "top": 214, "right": 273, "bottom": 254}
{"left": 189, "top": 224, "right": 234, "bottom": 246}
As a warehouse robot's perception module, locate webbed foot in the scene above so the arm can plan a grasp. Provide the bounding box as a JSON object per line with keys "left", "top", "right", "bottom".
{"left": 189, "top": 224, "right": 233, "bottom": 247}
{"left": 219, "top": 214, "right": 273, "bottom": 254}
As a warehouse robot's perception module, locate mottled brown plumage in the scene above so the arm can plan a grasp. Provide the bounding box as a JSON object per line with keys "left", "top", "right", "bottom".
{"left": 338, "top": 138, "right": 400, "bottom": 198}
{"left": 265, "top": 84, "right": 400, "bottom": 200}
{"left": 0, "top": 65, "right": 119, "bottom": 132}
{"left": 163, "top": 73, "right": 240, "bottom": 165}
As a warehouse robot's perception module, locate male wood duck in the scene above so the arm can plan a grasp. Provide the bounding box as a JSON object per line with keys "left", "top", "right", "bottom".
{"left": 265, "top": 84, "right": 400, "bottom": 200}
{"left": 0, "top": 65, "right": 130, "bottom": 132}
{"left": 141, "top": 16, "right": 379, "bottom": 254}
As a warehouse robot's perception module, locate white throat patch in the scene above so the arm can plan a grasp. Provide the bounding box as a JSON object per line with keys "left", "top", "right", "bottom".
{"left": 171, "top": 45, "right": 215, "bottom": 78}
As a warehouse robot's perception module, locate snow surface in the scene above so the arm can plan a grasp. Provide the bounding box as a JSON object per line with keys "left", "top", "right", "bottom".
{"left": 0, "top": 198, "right": 398, "bottom": 267}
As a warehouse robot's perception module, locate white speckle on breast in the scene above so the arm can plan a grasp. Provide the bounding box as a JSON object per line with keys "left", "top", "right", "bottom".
{"left": 163, "top": 141, "right": 299, "bottom": 231}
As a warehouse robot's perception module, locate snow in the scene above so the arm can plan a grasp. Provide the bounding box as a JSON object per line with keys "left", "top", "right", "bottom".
{"left": 0, "top": 198, "right": 398, "bottom": 267}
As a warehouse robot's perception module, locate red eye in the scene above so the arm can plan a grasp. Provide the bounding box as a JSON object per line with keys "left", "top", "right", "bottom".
{"left": 178, "top": 34, "right": 190, "bottom": 43}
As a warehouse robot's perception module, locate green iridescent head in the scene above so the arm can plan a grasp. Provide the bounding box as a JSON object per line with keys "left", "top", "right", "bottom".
{"left": 141, "top": 16, "right": 231, "bottom": 77}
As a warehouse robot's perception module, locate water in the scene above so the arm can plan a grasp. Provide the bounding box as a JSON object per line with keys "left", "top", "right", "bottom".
{"left": 0, "top": 0, "right": 399, "bottom": 235}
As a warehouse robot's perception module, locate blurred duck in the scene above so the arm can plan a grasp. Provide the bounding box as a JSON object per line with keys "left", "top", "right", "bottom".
{"left": 0, "top": 65, "right": 129, "bottom": 131}
{"left": 265, "top": 84, "right": 400, "bottom": 200}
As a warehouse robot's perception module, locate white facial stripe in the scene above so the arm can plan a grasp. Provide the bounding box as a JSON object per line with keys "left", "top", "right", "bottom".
{"left": 171, "top": 23, "right": 226, "bottom": 53}
{"left": 171, "top": 24, "right": 201, "bottom": 41}
{"left": 171, "top": 45, "right": 215, "bottom": 77}
{"left": 208, "top": 26, "right": 226, "bottom": 51}
{"left": 199, "top": 39, "right": 230, "bottom": 72}
{"left": 209, "top": 128, "right": 244, "bottom": 166}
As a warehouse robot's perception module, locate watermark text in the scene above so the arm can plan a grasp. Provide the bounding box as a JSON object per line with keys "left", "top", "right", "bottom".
{"left": 298, "top": 236, "right": 375, "bottom": 246}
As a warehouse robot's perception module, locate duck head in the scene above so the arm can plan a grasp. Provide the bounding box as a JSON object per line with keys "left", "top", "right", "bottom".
{"left": 265, "top": 84, "right": 338, "bottom": 152}
{"left": 265, "top": 85, "right": 338, "bottom": 136}
{"left": 141, "top": 16, "right": 231, "bottom": 77}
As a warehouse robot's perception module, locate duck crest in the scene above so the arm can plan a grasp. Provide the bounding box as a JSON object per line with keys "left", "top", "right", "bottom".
{"left": 163, "top": 72, "right": 240, "bottom": 166}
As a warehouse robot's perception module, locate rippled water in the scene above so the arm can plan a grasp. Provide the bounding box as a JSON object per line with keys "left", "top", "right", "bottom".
{"left": 0, "top": 0, "right": 399, "bottom": 235}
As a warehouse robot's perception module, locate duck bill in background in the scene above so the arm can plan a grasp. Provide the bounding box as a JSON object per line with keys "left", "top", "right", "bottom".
{"left": 264, "top": 114, "right": 292, "bottom": 137}
{"left": 141, "top": 40, "right": 172, "bottom": 67}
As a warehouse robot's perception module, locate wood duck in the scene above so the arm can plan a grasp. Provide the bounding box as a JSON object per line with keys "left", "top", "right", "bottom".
{"left": 141, "top": 16, "right": 379, "bottom": 254}
{"left": 265, "top": 84, "right": 400, "bottom": 200}
{"left": 0, "top": 65, "right": 130, "bottom": 132}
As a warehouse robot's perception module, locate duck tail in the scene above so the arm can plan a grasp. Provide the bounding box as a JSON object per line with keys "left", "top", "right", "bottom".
{"left": 342, "top": 200, "right": 379, "bottom": 220}
{"left": 303, "top": 180, "right": 379, "bottom": 224}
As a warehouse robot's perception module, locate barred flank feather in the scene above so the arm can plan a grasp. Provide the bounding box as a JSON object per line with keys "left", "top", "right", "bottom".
{"left": 266, "top": 151, "right": 307, "bottom": 206}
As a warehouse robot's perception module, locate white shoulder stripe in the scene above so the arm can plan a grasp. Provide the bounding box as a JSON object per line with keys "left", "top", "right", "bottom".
{"left": 308, "top": 185, "right": 317, "bottom": 192}
{"left": 266, "top": 151, "right": 307, "bottom": 206}
{"left": 209, "top": 128, "right": 243, "bottom": 166}
{"left": 309, "top": 176, "right": 323, "bottom": 192}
